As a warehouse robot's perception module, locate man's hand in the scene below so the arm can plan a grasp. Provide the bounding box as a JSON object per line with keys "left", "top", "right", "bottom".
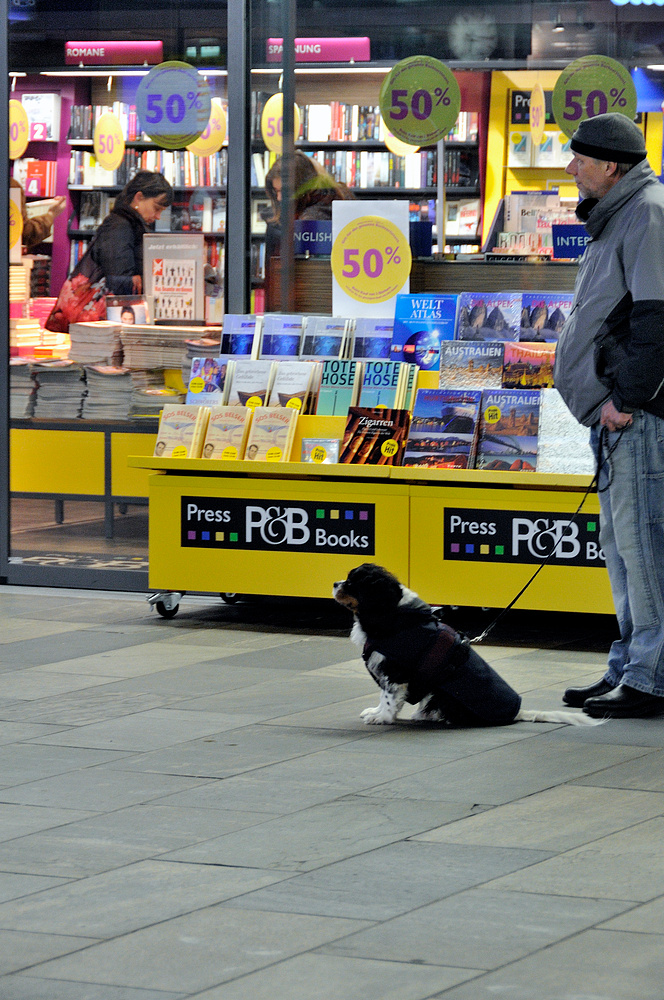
{"left": 131, "top": 275, "right": 143, "bottom": 294}
{"left": 600, "top": 399, "right": 633, "bottom": 432}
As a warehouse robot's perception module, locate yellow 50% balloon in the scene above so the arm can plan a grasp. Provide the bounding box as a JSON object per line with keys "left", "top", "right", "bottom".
{"left": 331, "top": 215, "right": 411, "bottom": 305}
{"left": 261, "top": 93, "right": 301, "bottom": 154}
{"left": 94, "top": 113, "right": 126, "bottom": 171}
{"left": 187, "top": 98, "right": 227, "bottom": 156}
{"left": 9, "top": 100, "right": 30, "bottom": 160}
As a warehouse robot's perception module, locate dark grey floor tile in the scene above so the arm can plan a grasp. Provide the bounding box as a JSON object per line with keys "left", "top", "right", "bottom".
{"left": 0, "top": 744, "right": 131, "bottom": 787}
{"left": 0, "top": 631, "right": 160, "bottom": 671}
{"left": 231, "top": 840, "right": 553, "bottom": 920}
{"left": 0, "top": 976, "right": 186, "bottom": 1000}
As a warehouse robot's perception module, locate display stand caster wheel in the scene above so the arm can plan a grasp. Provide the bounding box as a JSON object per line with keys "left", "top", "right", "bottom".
{"left": 220, "top": 592, "right": 240, "bottom": 604}
{"left": 147, "top": 591, "right": 185, "bottom": 619}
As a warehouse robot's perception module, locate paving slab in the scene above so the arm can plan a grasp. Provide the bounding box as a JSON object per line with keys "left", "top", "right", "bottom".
{"left": 186, "top": 953, "right": 477, "bottom": 1000}
{"left": 0, "top": 980, "right": 186, "bottom": 1000}
{"left": 231, "top": 840, "right": 553, "bottom": 921}
{"left": 429, "top": 928, "right": 664, "bottom": 999}
{"left": 324, "top": 887, "right": 633, "bottom": 968}
{"left": 160, "top": 795, "right": 484, "bottom": 873}
{"left": 0, "top": 631, "right": 159, "bottom": 671}
{"left": 488, "top": 816, "right": 664, "bottom": 901}
{"left": 0, "top": 803, "right": 96, "bottom": 843}
{"left": 0, "top": 744, "right": 130, "bottom": 787}
{"left": 599, "top": 893, "right": 664, "bottom": 932}
{"left": 412, "top": 783, "right": 664, "bottom": 851}
{"left": 0, "top": 928, "right": 98, "bottom": 976}
{"left": 0, "top": 859, "right": 291, "bottom": 937}
{"left": 28, "top": 906, "right": 371, "bottom": 994}
{"left": 0, "top": 872, "right": 71, "bottom": 904}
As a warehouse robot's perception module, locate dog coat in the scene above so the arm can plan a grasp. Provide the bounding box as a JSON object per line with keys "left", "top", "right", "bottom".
{"left": 362, "top": 594, "right": 522, "bottom": 727}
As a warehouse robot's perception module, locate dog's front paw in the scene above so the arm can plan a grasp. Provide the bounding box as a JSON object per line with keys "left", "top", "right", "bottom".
{"left": 360, "top": 705, "right": 396, "bottom": 725}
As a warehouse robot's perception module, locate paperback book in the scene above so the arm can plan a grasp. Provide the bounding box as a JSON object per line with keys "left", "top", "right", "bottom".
{"left": 224, "top": 359, "right": 276, "bottom": 407}
{"left": 201, "top": 405, "right": 253, "bottom": 460}
{"left": 221, "top": 314, "right": 262, "bottom": 357}
{"left": 456, "top": 292, "right": 521, "bottom": 342}
{"left": 340, "top": 407, "right": 411, "bottom": 466}
{"left": 185, "top": 355, "right": 230, "bottom": 405}
{"left": 519, "top": 292, "right": 574, "bottom": 342}
{"left": 244, "top": 406, "right": 299, "bottom": 462}
{"left": 266, "top": 361, "right": 319, "bottom": 411}
{"left": 315, "top": 359, "right": 363, "bottom": 416}
{"left": 154, "top": 404, "right": 210, "bottom": 459}
{"left": 391, "top": 294, "right": 458, "bottom": 370}
{"left": 439, "top": 341, "right": 504, "bottom": 390}
{"left": 358, "top": 360, "right": 405, "bottom": 409}
{"left": 259, "top": 313, "right": 305, "bottom": 360}
{"left": 351, "top": 317, "right": 393, "bottom": 360}
{"left": 502, "top": 342, "right": 555, "bottom": 389}
{"left": 403, "top": 388, "right": 482, "bottom": 470}
{"left": 299, "top": 316, "right": 348, "bottom": 361}
{"left": 476, "top": 388, "right": 540, "bottom": 472}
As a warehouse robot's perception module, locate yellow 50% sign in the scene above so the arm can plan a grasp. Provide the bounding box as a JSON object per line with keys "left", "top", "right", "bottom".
{"left": 261, "top": 93, "right": 301, "bottom": 154}
{"left": 331, "top": 215, "right": 411, "bottom": 305}
{"left": 9, "top": 100, "right": 30, "bottom": 159}
{"left": 94, "top": 113, "right": 126, "bottom": 171}
{"left": 379, "top": 56, "right": 460, "bottom": 146}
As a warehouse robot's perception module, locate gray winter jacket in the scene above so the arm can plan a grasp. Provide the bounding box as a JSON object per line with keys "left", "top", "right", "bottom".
{"left": 554, "top": 158, "right": 664, "bottom": 426}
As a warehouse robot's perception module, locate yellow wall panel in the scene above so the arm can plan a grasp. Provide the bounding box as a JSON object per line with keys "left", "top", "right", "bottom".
{"left": 10, "top": 428, "right": 105, "bottom": 495}
{"left": 111, "top": 432, "right": 158, "bottom": 497}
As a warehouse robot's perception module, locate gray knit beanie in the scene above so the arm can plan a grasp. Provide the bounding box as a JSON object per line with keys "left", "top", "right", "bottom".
{"left": 570, "top": 113, "right": 646, "bottom": 163}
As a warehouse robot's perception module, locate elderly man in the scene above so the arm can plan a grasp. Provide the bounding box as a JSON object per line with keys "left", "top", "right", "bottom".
{"left": 554, "top": 112, "right": 664, "bottom": 719}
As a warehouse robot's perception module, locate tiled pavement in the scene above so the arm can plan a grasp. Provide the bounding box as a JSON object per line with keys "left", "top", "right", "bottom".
{"left": 0, "top": 585, "right": 663, "bottom": 999}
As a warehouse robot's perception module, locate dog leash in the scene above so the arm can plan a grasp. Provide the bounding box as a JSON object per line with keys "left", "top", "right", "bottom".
{"left": 462, "top": 425, "right": 623, "bottom": 645}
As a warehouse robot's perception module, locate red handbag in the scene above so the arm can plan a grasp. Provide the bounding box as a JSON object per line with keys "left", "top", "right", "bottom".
{"left": 45, "top": 243, "right": 108, "bottom": 333}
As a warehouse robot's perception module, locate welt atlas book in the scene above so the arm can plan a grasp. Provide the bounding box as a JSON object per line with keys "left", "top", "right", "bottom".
{"left": 391, "top": 294, "right": 458, "bottom": 371}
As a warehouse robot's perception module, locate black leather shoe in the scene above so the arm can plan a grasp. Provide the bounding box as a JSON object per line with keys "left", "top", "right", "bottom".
{"left": 563, "top": 678, "right": 614, "bottom": 708}
{"left": 583, "top": 684, "right": 664, "bottom": 719}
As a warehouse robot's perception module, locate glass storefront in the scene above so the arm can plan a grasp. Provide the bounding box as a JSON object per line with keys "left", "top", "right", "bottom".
{"left": 3, "top": 0, "right": 664, "bottom": 589}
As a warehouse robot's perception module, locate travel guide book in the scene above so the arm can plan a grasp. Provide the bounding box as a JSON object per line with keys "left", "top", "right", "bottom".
{"left": 340, "top": 407, "right": 411, "bottom": 466}
{"left": 391, "top": 293, "right": 458, "bottom": 370}
{"left": 476, "top": 388, "right": 540, "bottom": 471}
{"left": 456, "top": 292, "right": 521, "bottom": 342}
{"left": 438, "top": 341, "right": 505, "bottom": 390}
{"left": 403, "top": 388, "right": 483, "bottom": 470}
{"left": 201, "top": 405, "right": 253, "bottom": 460}
{"left": 519, "top": 292, "right": 574, "bottom": 342}
{"left": 502, "top": 342, "right": 555, "bottom": 389}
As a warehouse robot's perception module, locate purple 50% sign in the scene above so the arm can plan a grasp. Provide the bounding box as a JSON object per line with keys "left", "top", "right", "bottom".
{"left": 379, "top": 56, "right": 461, "bottom": 146}
{"left": 136, "top": 61, "right": 211, "bottom": 150}
{"left": 552, "top": 55, "right": 637, "bottom": 138}
{"left": 331, "top": 215, "right": 411, "bottom": 305}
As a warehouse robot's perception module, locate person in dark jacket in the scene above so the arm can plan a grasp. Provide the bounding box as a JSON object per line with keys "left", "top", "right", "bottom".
{"left": 89, "top": 170, "right": 173, "bottom": 294}
{"left": 555, "top": 113, "right": 664, "bottom": 719}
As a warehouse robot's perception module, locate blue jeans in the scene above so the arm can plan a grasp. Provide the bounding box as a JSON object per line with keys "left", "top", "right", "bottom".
{"left": 591, "top": 411, "right": 664, "bottom": 696}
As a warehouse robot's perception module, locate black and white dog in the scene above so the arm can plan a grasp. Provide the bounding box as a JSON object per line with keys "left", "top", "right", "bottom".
{"left": 333, "top": 563, "right": 599, "bottom": 728}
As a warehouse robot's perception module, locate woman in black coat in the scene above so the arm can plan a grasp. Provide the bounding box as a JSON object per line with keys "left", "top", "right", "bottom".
{"left": 90, "top": 170, "right": 173, "bottom": 294}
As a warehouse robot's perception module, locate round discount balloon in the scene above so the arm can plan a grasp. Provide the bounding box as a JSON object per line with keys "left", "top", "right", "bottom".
{"left": 331, "top": 215, "right": 412, "bottom": 305}
{"left": 379, "top": 56, "right": 461, "bottom": 146}
{"left": 9, "top": 100, "right": 30, "bottom": 160}
{"left": 384, "top": 131, "right": 420, "bottom": 156}
{"left": 261, "top": 93, "right": 301, "bottom": 154}
{"left": 94, "top": 113, "right": 126, "bottom": 171}
{"left": 9, "top": 199, "right": 23, "bottom": 250}
{"left": 529, "top": 82, "right": 546, "bottom": 147}
{"left": 136, "top": 61, "right": 211, "bottom": 149}
{"left": 552, "top": 55, "right": 637, "bottom": 138}
{"left": 186, "top": 98, "right": 227, "bottom": 156}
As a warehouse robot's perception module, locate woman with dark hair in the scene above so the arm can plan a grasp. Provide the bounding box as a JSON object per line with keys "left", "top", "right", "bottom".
{"left": 89, "top": 170, "right": 173, "bottom": 294}
{"left": 264, "top": 151, "right": 351, "bottom": 262}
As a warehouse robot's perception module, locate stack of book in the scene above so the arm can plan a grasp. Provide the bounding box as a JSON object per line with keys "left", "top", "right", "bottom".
{"left": 31, "top": 360, "right": 86, "bottom": 419}
{"left": 81, "top": 365, "right": 133, "bottom": 420}
{"left": 120, "top": 325, "right": 194, "bottom": 370}
{"left": 69, "top": 321, "right": 123, "bottom": 365}
{"left": 9, "top": 359, "right": 37, "bottom": 418}
{"left": 182, "top": 334, "right": 222, "bottom": 386}
{"left": 129, "top": 387, "right": 183, "bottom": 420}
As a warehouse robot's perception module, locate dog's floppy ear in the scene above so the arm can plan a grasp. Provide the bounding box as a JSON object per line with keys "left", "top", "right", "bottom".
{"left": 347, "top": 563, "right": 403, "bottom": 625}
